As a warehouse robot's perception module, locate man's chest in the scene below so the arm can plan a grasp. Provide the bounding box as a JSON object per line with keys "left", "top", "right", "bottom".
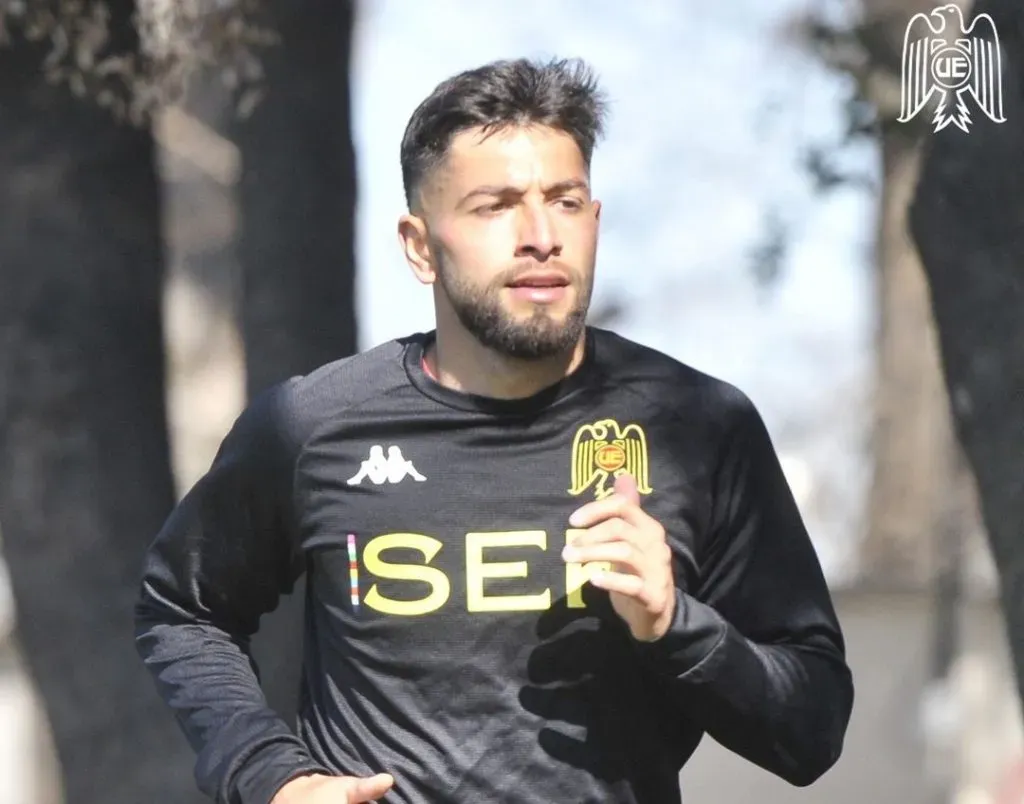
{"left": 295, "top": 412, "right": 708, "bottom": 622}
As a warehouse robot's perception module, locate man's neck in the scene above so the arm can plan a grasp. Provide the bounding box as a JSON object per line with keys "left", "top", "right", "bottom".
{"left": 423, "top": 327, "right": 586, "bottom": 401}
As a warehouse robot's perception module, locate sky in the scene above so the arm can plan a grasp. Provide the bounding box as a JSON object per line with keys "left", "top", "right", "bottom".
{"left": 349, "top": 0, "right": 879, "bottom": 584}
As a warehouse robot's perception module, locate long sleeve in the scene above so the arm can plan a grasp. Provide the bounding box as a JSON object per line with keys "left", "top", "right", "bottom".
{"left": 632, "top": 388, "right": 854, "bottom": 787}
{"left": 134, "top": 385, "right": 331, "bottom": 804}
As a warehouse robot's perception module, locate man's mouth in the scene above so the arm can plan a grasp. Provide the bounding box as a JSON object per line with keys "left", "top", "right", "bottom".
{"left": 506, "top": 272, "right": 571, "bottom": 304}
{"left": 507, "top": 273, "right": 570, "bottom": 288}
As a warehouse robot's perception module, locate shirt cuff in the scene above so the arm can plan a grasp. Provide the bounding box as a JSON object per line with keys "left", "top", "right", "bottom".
{"left": 628, "top": 588, "right": 730, "bottom": 681}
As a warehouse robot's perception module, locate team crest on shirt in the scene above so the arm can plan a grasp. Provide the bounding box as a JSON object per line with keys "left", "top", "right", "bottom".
{"left": 567, "top": 419, "right": 653, "bottom": 500}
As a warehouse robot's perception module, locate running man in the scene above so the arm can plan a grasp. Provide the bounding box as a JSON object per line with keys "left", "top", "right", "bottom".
{"left": 135, "top": 57, "right": 854, "bottom": 804}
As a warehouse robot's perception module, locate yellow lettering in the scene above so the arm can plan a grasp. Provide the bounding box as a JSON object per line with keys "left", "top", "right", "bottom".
{"left": 466, "top": 530, "right": 551, "bottom": 612}
{"left": 362, "top": 532, "right": 451, "bottom": 616}
{"left": 565, "top": 528, "right": 611, "bottom": 609}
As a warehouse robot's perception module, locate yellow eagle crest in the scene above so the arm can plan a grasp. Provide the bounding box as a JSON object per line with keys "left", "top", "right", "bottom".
{"left": 568, "top": 419, "right": 653, "bottom": 500}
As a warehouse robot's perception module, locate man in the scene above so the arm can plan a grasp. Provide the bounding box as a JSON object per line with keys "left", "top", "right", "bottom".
{"left": 135, "top": 57, "right": 854, "bottom": 804}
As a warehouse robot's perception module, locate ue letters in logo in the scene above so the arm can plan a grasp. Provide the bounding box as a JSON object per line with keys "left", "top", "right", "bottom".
{"left": 567, "top": 419, "right": 653, "bottom": 500}
{"left": 899, "top": 3, "right": 1006, "bottom": 134}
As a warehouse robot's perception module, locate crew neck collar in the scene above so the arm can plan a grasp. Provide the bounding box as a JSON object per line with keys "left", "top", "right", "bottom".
{"left": 403, "top": 329, "right": 597, "bottom": 416}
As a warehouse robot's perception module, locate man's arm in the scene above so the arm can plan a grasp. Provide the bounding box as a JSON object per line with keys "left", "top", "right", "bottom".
{"left": 134, "top": 384, "right": 332, "bottom": 804}
{"left": 632, "top": 388, "right": 854, "bottom": 786}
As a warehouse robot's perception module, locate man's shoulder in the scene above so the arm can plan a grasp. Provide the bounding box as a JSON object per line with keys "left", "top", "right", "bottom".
{"left": 287, "top": 336, "right": 412, "bottom": 404}
{"left": 590, "top": 327, "right": 755, "bottom": 418}
{"left": 241, "top": 335, "right": 420, "bottom": 448}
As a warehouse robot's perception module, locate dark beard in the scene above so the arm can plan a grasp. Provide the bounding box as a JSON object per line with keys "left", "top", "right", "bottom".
{"left": 438, "top": 264, "right": 590, "bottom": 359}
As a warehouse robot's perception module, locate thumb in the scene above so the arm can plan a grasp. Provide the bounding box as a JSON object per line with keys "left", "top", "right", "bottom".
{"left": 349, "top": 773, "right": 395, "bottom": 802}
{"left": 614, "top": 472, "right": 640, "bottom": 506}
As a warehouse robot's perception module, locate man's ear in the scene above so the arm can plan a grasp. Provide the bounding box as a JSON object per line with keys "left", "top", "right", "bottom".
{"left": 397, "top": 213, "right": 436, "bottom": 285}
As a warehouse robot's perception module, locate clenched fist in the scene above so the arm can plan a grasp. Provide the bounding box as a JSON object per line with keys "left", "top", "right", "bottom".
{"left": 271, "top": 772, "right": 394, "bottom": 803}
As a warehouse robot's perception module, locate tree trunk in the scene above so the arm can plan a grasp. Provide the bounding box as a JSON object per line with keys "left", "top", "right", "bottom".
{"left": 231, "top": 0, "right": 360, "bottom": 728}
{"left": 910, "top": 0, "right": 1024, "bottom": 705}
{"left": 861, "top": 128, "right": 959, "bottom": 586}
{"left": 849, "top": 0, "right": 974, "bottom": 588}
{"left": 0, "top": 5, "right": 204, "bottom": 802}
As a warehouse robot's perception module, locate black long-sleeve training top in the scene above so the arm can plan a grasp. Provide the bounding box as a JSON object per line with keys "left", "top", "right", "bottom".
{"left": 135, "top": 326, "right": 854, "bottom": 804}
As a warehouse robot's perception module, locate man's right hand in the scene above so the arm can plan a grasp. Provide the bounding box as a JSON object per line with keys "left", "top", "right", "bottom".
{"left": 271, "top": 772, "right": 395, "bottom": 803}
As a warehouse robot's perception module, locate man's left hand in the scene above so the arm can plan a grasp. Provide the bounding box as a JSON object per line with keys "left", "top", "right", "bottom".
{"left": 563, "top": 473, "right": 676, "bottom": 642}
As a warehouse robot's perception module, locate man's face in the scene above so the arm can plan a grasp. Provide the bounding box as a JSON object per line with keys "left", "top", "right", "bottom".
{"left": 408, "top": 125, "right": 601, "bottom": 359}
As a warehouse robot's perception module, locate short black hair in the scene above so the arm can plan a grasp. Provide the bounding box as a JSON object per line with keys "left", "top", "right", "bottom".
{"left": 399, "top": 57, "right": 609, "bottom": 210}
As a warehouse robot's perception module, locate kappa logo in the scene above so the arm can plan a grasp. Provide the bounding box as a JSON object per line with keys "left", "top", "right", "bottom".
{"left": 899, "top": 4, "right": 1006, "bottom": 134}
{"left": 346, "top": 445, "right": 426, "bottom": 486}
{"left": 567, "top": 419, "right": 653, "bottom": 500}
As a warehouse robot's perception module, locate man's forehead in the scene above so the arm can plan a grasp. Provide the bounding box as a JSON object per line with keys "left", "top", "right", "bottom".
{"left": 442, "top": 126, "right": 586, "bottom": 187}
{"left": 448, "top": 125, "right": 581, "bottom": 164}
{"left": 415, "top": 125, "right": 588, "bottom": 212}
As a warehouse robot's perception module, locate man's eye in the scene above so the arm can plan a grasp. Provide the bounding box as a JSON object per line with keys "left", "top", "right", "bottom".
{"left": 478, "top": 202, "right": 510, "bottom": 214}
{"left": 557, "top": 197, "right": 583, "bottom": 210}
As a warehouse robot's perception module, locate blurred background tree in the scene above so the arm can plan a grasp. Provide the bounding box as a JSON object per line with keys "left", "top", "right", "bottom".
{"left": 909, "top": 0, "right": 1024, "bottom": 710}
{"left": 0, "top": 0, "right": 203, "bottom": 799}
{"left": 0, "top": 0, "right": 359, "bottom": 799}
{"left": 231, "top": 0, "right": 359, "bottom": 732}
{"left": 789, "top": 0, "right": 985, "bottom": 592}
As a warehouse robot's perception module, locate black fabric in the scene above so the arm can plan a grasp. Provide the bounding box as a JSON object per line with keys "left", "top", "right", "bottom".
{"left": 134, "top": 326, "right": 853, "bottom": 804}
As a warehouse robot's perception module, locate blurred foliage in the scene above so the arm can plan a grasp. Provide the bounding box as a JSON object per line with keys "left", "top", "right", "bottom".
{"left": 0, "top": 0, "right": 278, "bottom": 124}
{"left": 789, "top": 0, "right": 938, "bottom": 146}
{"left": 747, "top": 209, "right": 788, "bottom": 298}
{"left": 749, "top": 0, "right": 921, "bottom": 292}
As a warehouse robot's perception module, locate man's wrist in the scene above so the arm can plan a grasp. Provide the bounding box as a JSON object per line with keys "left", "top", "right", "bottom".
{"left": 627, "top": 587, "right": 682, "bottom": 645}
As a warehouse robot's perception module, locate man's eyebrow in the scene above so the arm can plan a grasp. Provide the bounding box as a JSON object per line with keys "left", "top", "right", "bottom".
{"left": 457, "top": 179, "right": 590, "bottom": 207}
{"left": 458, "top": 185, "right": 514, "bottom": 205}
{"left": 545, "top": 179, "right": 590, "bottom": 196}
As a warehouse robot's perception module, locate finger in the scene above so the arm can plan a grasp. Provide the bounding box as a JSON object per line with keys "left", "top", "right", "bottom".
{"left": 565, "top": 518, "right": 633, "bottom": 550}
{"left": 569, "top": 491, "right": 645, "bottom": 529}
{"left": 589, "top": 569, "right": 651, "bottom": 603}
{"left": 614, "top": 472, "right": 640, "bottom": 506}
{"left": 349, "top": 773, "right": 395, "bottom": 802}
{"left": 563, "top": 540, "right": 644, "bottom": 574}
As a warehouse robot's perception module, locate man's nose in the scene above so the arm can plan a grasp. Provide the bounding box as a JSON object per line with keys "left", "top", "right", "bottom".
{"left": 515, "top": 204, "right": 562, "bottom": 260}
